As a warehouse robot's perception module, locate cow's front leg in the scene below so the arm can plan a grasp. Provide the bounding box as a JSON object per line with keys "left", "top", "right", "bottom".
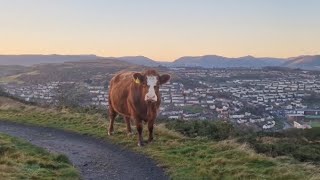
{"left": 108, "top": 105, "right": 118, "bottom": 136}
{"left": 136, "top": 121, "right": 144, "bottom": 146}
{"left": 148, "top": 119, "right": 154, "bottom": 143}
{"left": 124, "top": 116, "right": 132, "bottom": 136}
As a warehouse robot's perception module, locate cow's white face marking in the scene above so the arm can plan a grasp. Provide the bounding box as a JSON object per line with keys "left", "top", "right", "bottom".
{"left": 145, "top": 76, "right": 158, "bottom": 102}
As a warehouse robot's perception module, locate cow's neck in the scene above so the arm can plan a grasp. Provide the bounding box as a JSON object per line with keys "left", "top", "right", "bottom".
{"left": 130, "top": 83, "right": 158, "bottom": 120}
{"left": 146, "top": 103, "right": 157, "bottom": 119}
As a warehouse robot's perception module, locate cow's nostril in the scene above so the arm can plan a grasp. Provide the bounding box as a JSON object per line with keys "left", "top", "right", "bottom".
{"left": 146, "top": 95, "right": 157, "bottom": 102}
{"left": 147, "top": 95, "right": 156, "bottom": 99}
{"left": 147, "top": 99, "right": 157, "bottom": 103}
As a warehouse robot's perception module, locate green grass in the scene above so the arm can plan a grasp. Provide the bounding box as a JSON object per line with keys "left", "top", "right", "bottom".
{"left": 311, "top": 121, "right": 320, "bottom": 128}
{"left": 166, "top": 120, "right": 320, "bottom": 164}
{"left": 0, "top": 97, "right": 320, "bottom": 179}
{"left": 0, "top": 133, "right": 79, "bottom": 179}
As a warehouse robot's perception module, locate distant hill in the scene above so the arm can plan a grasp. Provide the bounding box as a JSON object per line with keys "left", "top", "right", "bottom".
{"left": 0, "top": 55, "right": 101, "bottom": 66}
{"left": 0, "top": 65, "right": 30, "bottom": 77}
{"left": 108, "top": 55, "right": 286, "bottom": 68}
{"left": 3, "top": 58, "right": 143, "bottom": 84}
{"left": 114, "top": 56, "right": 160, "bottom": 67}
{"left": 284, "top": 55, "right": 320, "bottom": 70}
{"left": 1, "top": 54, "right": 320, "bottom": 70}
{"left": 173, "top": 55, "right": 285, "bottom": 68}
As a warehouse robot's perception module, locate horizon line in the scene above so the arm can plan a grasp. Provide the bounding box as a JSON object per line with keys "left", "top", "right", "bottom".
{"left": 0, "top": 53, "right": 319, "bottom": 62}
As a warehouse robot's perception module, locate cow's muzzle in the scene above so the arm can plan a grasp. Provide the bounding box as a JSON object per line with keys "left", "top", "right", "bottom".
{"left": 145, "top": 94, "right": 157, "bottom": 102}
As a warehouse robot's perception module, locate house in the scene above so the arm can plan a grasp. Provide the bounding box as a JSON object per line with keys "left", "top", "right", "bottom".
{"left": 293, "top": 121, "right": 311, "bottom": 129}
{"left": 263, "top": 121, "right": 275, "bottom": 129}
{"left": 230, "top": 114, "right": 245, "bottom": 119}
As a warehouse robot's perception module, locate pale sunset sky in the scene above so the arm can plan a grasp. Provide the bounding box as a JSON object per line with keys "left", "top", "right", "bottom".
{"left": 0, "top": 0, "right": 319, "bottom": 61}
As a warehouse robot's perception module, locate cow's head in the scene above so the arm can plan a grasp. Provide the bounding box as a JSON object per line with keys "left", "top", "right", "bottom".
{"left": 133, "top": 70, "right": 170, "bottom": 103}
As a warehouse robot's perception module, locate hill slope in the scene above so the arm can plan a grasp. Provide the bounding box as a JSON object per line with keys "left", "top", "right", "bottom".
{"left": 0, "top": 54, "right": 101, "bottom": 66}
{"left": 0, "top": 121, "right": 168, "bottom": 180}
{"left": 284, "top": 55, "right": 320, "bottom": 69}
{"left": 115, "top": 56, "right": 160, "bottom": 67}
{"left": 0, "top": 133, "right": 79, "bottom": 179}
{"left": 173, "top": 55, "right": 285, "bottom": 68}
{"left": 2, "top": 58, "right": 142, "bottom": 84}
{"left": 0, "top": 96, "right": 319, "bottom": 179}
{"left": 1, "top": 54, "right": 320, "bottom": 70}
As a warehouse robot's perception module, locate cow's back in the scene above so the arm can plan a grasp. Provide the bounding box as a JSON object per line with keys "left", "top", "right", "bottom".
{"left": 109, "top": 72, "right": 134, "bottom": 117}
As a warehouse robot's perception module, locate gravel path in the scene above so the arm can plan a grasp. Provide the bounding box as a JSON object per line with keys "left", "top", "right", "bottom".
{"left": 0, "top": 120, "right": 168, "bottom": 180}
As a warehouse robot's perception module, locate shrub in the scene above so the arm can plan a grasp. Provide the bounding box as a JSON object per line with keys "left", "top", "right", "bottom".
{"left": 166, "top": 120, "right": 235, "bottom": 141}
{"left": 239, "top": 129, "right": 320, "bottom": 164}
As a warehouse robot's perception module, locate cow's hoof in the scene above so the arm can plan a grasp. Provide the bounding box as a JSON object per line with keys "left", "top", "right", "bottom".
{"left": 148, "top": 138, "right": 154, "bottom": 143}
{"left": 108, "top": 131, "right": 113, "bottom": 136}
{"left": 138, "top": 142, "right": 144, "bottom": 147}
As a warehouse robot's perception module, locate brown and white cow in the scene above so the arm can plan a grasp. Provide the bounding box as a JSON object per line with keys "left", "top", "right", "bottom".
{"left": 108, "top": 69, "right": 170, "bottom": 146}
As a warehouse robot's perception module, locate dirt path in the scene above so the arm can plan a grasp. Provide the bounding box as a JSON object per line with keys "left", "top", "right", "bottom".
{"left": 0, "top": 121, "right": 168, "bottom": 180}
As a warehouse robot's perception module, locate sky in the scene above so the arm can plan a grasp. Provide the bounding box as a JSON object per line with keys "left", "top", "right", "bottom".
{"left": 0, "top": 0, "right": 320, "bottom": 61}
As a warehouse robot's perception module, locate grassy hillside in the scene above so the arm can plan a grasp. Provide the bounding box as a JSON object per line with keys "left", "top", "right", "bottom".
{"left": 16, "top": 59, "right": 142, "bottom": 84}
{"left": 0, "top": 133, "right": 79, "bottom": 179}
{"left": 0, "top": 97, "right": 319, "bottom": 179}
{"left": 0, "top": 70, "right": 39, "bottom": 84}
{"left": 0, "top": 65, "right": 30, "bottom": 77}
{"left": 166, "top": 120, "right": 320, "bottom": 164}
{"left": 311, "top": 121, "right": 320, "bottom": 128}
{"left": 0, "top": 59, "right": 144, "bottom": 85}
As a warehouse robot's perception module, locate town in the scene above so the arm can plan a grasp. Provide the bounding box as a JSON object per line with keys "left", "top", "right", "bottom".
{"left": 1, "top": 67, "right": 320, "bottom": 131}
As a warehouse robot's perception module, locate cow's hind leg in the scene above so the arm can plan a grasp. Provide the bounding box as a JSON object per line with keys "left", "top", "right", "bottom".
{"left": 108, "top": 105, "right": 117, "bottom": 136}
{"left": 147, "top": 119, "right": 155, "bottom": 143}
{"left": 124, "top": 116, "right": 132, "bottom": 136}
{"left": 136, "top": 120, "right": 144, "bottom": 146}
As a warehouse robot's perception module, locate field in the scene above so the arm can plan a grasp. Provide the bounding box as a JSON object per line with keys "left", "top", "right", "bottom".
{"left": 0, "top": 133, "right": 79, "bottom": 179}
{"left": 311, "top": 121, "right": 320, "bottom": 127}
{"left": 0, "top": 74, "right": 24, "bottom": 84}
{"left": 0, "top": 96, "right": 320, "bottom": 179}
{"left": 0, "top": 70, "right": 40, "bottom": 84}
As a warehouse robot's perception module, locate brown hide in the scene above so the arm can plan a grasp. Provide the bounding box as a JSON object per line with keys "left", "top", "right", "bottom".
{"left": 108, "top": 69, "right": 170, "bottom": 146}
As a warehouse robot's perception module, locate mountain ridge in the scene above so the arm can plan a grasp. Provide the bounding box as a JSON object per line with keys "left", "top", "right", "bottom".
{"left": 284, "top": 55, "right": 320, "bottom": 69}
{"left": 0, "top": 54, "right": 319, "bottom": 70}
{"left": 0, "top": 54, "right": 101, "bottom": 66}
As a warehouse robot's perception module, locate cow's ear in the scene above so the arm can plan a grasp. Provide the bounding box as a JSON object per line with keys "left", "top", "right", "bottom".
{"left": 133, "top": 73, "right": 144, "bottom": 84}
{"left": 159, "top": 74, "right": 170, "bottom": 85}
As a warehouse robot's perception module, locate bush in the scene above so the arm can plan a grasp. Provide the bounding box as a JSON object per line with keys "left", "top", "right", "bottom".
{"left": 239, "top": 129, "right": 320, "bottom": 164}
{"left": 293, "top": 145, "right": 320, "bottom": 162}
{"left": 166, "top": 120, "right": 235, "bottom": 141}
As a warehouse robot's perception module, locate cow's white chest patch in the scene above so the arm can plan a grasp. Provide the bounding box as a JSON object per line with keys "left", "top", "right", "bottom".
{"left": 145, "top": 76, "right": 158, "bottom": 101}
